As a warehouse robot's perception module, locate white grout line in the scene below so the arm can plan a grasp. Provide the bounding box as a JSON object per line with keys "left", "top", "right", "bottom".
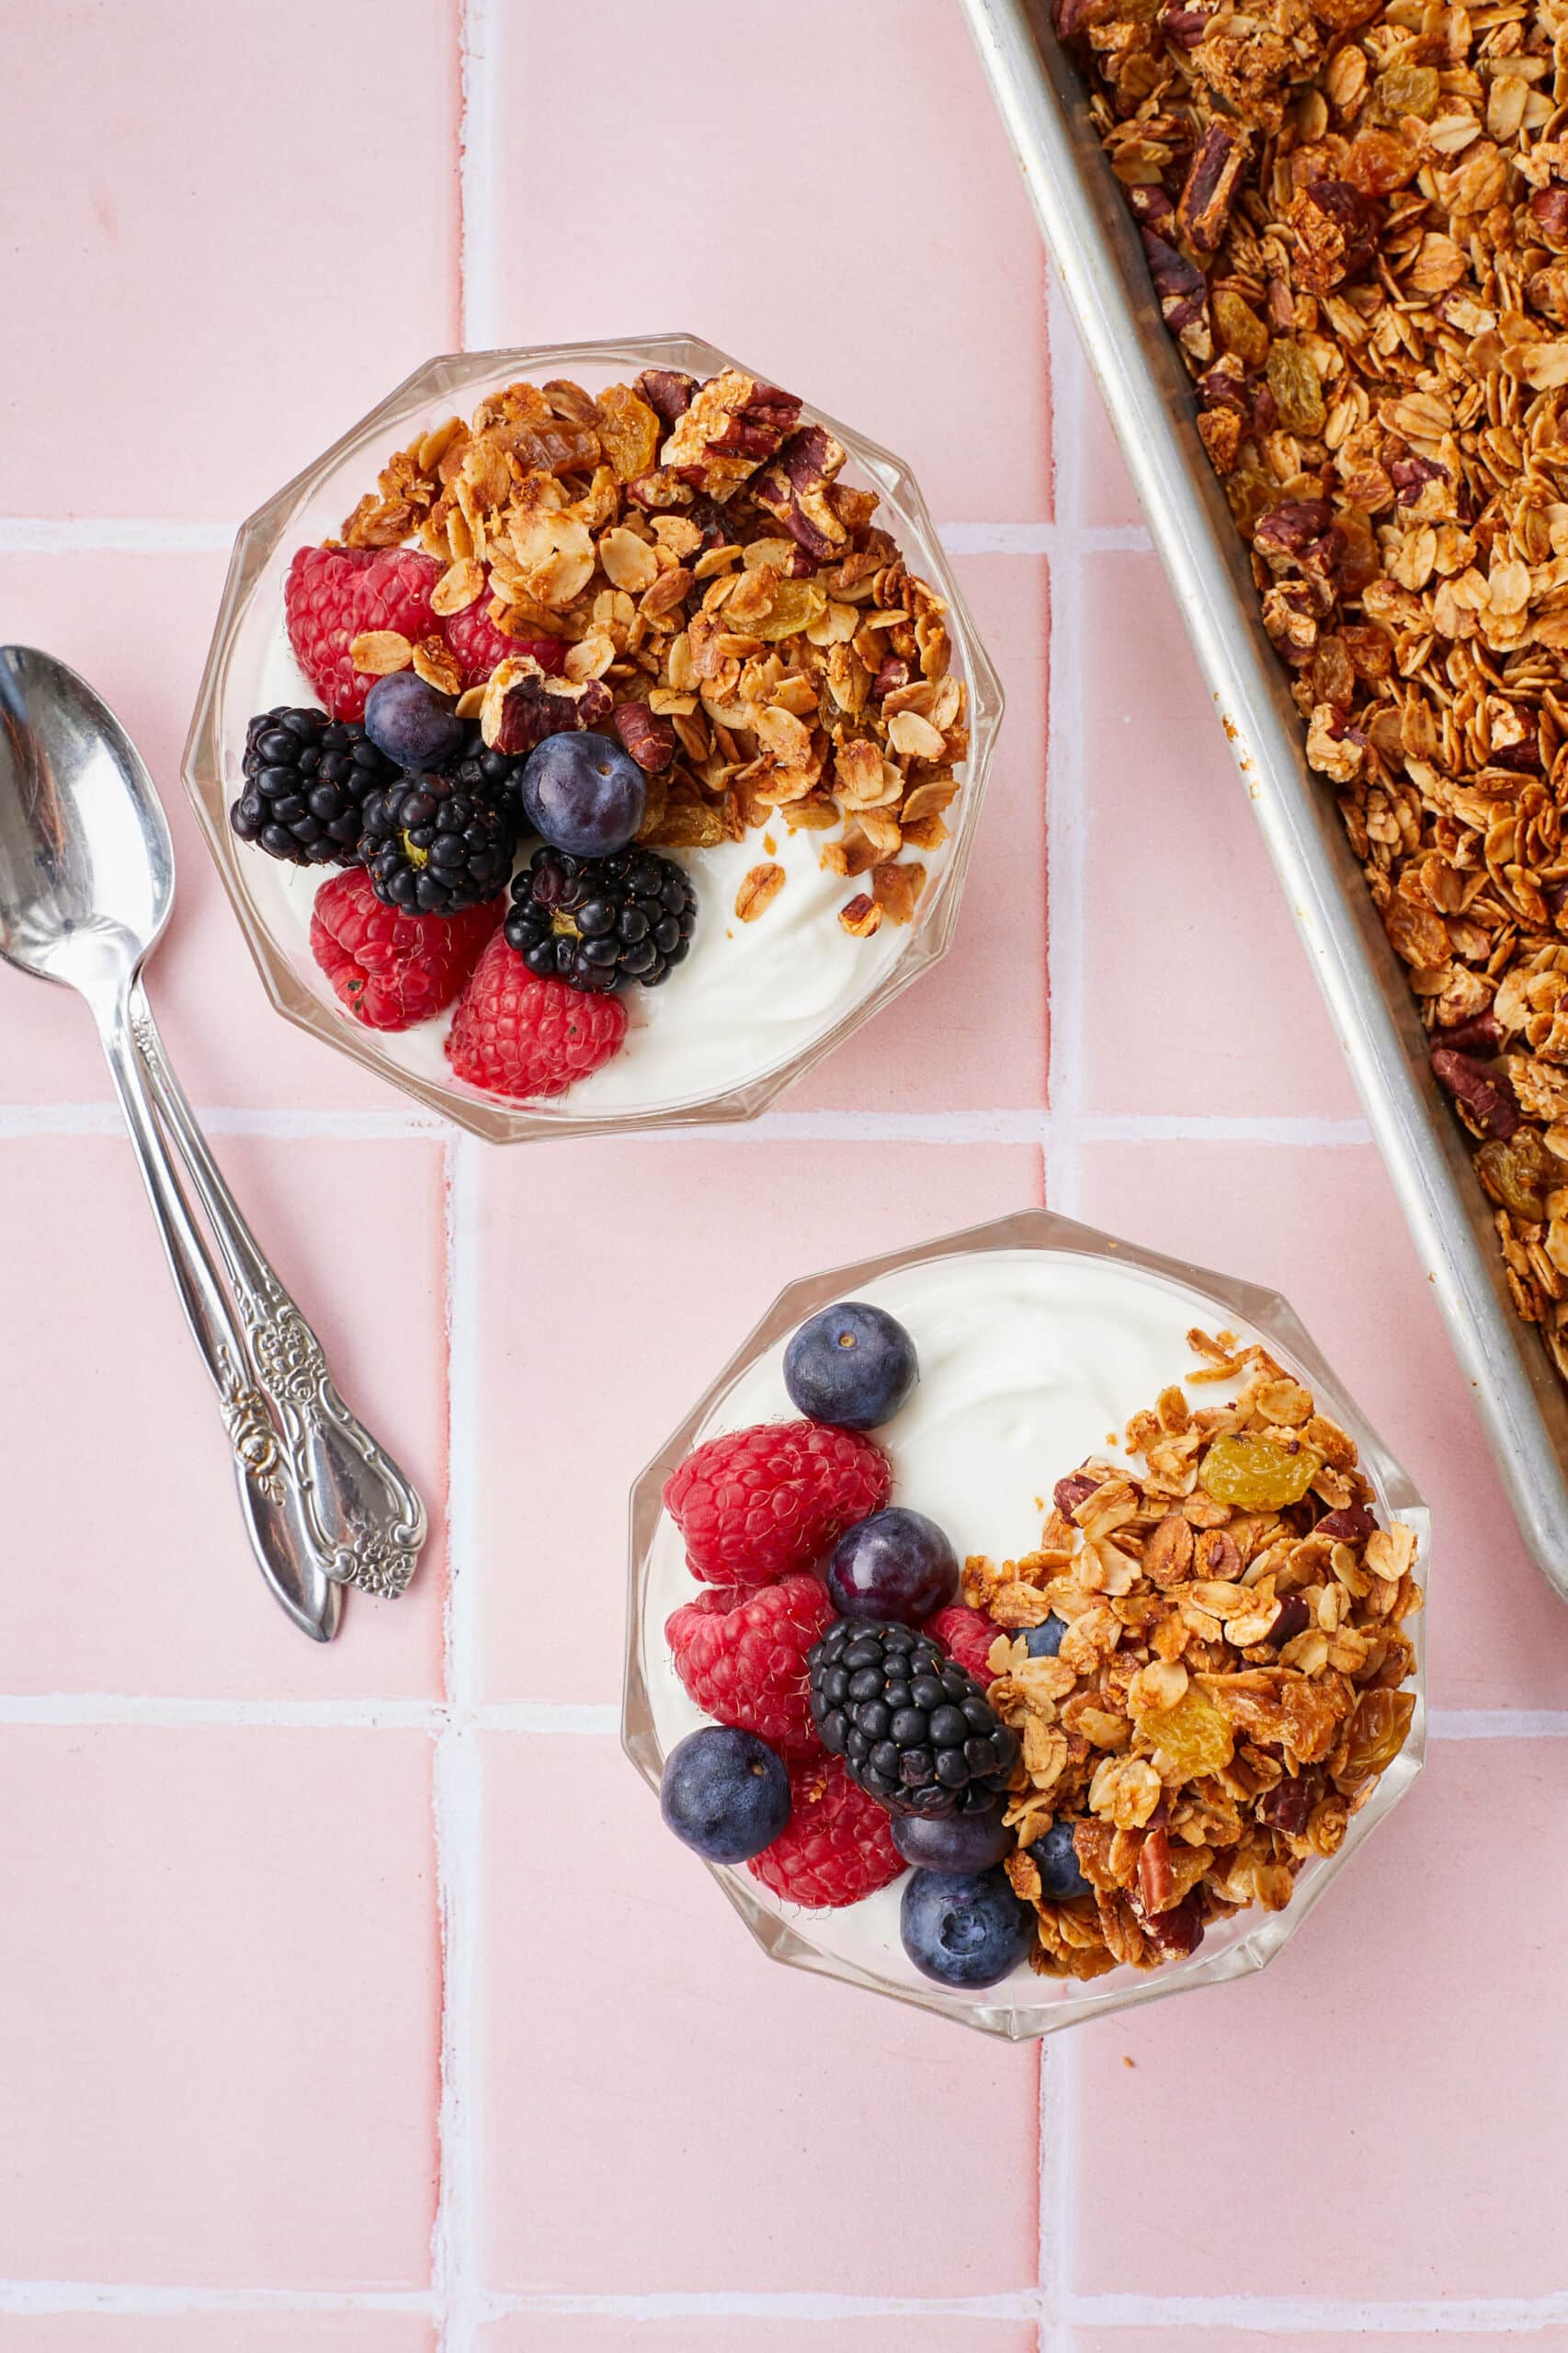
{"left": 0, "top": 519, "right": 237, "bottom": 554}
{"left": 938, "top": 520, "right": 1152, "bottom": 555}
{"left": 457, "top": 0, "right": 497, "bottom": 351}
{"left": 1, "top": 2280, "right": 1564, "bottom": 2329}
{"left": 1080, "top": 1113, "right": 1372, "bottom": 1147}
{"left": 1069, "top": 2292, "right": 1568, "bottom": 2332}
{"left": 0, "top": 2285, "right": 437, "bottom": 2315}
{"left": 0, "top": 1102, "right": 1384, "bottom": 1147}
{"left": 1042, "top": 279, "right": 1089, "bottom": 1225}
{"left": 431, "top": 1131, "right": 486, "bottom": 2353}
{"left": 1429, "top": 1709, "right": 1568, "bottom": 1740}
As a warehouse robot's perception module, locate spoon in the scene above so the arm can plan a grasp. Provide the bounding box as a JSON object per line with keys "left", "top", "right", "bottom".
{"left": 0, "top": 646, "right": 425, "bottom": 1633}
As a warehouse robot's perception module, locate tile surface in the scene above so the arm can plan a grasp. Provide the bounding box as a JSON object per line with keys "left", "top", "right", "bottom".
{"left": 479, "top": 1734, "right": 1040, "bottom": 2296}
{"left": 0, "top": 1728, "right": 438, "bottom": 2284}
{"left": 0, "top": 0, "right": 1560, "bottom": 2339}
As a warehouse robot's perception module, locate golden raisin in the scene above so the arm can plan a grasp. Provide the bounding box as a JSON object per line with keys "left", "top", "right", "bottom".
{"left": 1200, "top": 1432, "right": 1321, "bottom": 1509}
{"left": 1476, "top": 1128, "right": 1555, "bottom": 1224}
{"left": 1141, "top": 1684, "right": 1235, "bottom": 1779}
{"left": 1214, "top": 289, "right": 1270, "bottom": 369}
{"left": 1266, "top": 338, "right": 1326, "bottom": 436}
{"left": 1372, "top": 63, "right": 1440, "bottom": 121}
{"left": 1334, "top": 1688, "right": 1415, "bottom": 1789}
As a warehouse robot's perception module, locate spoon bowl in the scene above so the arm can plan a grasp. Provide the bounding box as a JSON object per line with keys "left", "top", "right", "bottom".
{"left": 0, "top": 645, "right": 173, "bottom": 1003}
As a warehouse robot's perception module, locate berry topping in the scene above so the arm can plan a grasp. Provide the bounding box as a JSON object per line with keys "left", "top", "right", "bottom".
{"left": 665, "top": 1573, "right": 835, "bottom": 1761}
{"left": 519, "top": 729, "right": 647, "bottom": 857}
{"left": 359, "top": 772, "right": 517, "bottom": 915}
{"left": 899, "top": 1867, "right": 1035, "bottom": 1989}
{"left": 440, "top": 583, "right": 565, "bottom": 689}
{"left": 923, "top": 1602, "right": 1003, "bottom": 1685}
{"left": 783, "top": 1301, "right": 918, "bottom": 1430}
{"left": 662, "top": 1420, "right": 891, "bottom": 1589}
{"left": 746, "top": 1754, "right": 905, "bottom": 1909}
{"left": 1023, "top": 1615, "right": 1068, "bottom": 1660}
{"left": 660, "top": 1725, "right": 791, "bottom": 1865}
{"left": 231, "top": 706, "right": 393, "bottom": 867}
{"left": 505, "top": 846, "right": 696, "bottom": 994}
{"left": 310, "top": 868, "right": 503, "bottom": 1032}
{"left": 827, "top": 1506, "right": 959, "bottom": 1624}
{"left": 1027, "top": 1821, "right": 1091, "bottom": 1901}
{"left": 892, "top": 1805, "right": 1015, "bottom": 1871}
{"left": 446, "top": 930, "right": 627, "bottom": 1099}
{"left": 362, "top": 672, "right": 464, "bottom": 771}
{"left": 283, "top": 545, "right": 440, "bottom": 722}
{"left": 807, "top": 1619, "right": 1020, "bottom": 1818}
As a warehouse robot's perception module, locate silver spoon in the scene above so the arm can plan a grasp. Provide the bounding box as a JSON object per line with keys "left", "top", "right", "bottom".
{"left": 0, "top": 646, "right": 426, "bottom": 1633}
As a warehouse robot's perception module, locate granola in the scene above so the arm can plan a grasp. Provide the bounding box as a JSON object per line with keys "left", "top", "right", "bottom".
{"left": 331, "top": 366, "right": 964, "bottom": 932}
{"left": 1058, "top": 0, "right": 1568, "bottom": 1381}
{"left": 966, "top": 1331, "right": 1421, "bottom": 1975}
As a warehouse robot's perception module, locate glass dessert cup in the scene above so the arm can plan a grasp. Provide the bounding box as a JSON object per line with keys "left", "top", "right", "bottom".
{"left": 623, "top": 1206, "right": 1428, "bottom": 2040}
{"left": 182, "top": 334, "right": 1004, "bottom": 1142}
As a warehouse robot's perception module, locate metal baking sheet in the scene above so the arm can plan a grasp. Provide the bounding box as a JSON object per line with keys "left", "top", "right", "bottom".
{"left": 962, "top": 0, "right": 1568, "bottom": 1602}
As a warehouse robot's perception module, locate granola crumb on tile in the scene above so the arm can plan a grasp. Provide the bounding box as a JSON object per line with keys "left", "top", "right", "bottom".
{"left": 969, "top": 1331, "right": 1420, "bottom": 1977}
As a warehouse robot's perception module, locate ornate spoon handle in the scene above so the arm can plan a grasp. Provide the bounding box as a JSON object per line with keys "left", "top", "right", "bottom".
{"left": 129, "top": 984, "right": 427, "bottom": 1598}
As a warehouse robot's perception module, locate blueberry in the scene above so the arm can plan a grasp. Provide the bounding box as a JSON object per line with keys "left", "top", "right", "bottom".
{"left": 520, "top": 730, "right": 646, "bottom": 856}
{"left": 1028, "top": 1820, "right": 1090, "bottom": 1900}
{"left": 1023, "top": 1615, "right": 1068, "bottom": 1659}
{"left": 828, "top": 1507, "right": 959, "bottom": 1624}
{"left": 783, "top": 1300, "right": 918, "bottom": 1429}
{"left": 892, "top": 1805, "right": 1015, "bottom": 1871}
{"left": 899, "top": 1867, "right": 1035, "bottom": 1989}
{"left": 659, "top": 1725, "right": 790, "bottom": 1864}
{"left": 362, "top": 673, "right": 464, "bottom": 770}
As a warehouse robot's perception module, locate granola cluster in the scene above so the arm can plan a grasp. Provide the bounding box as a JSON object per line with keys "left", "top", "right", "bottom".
{"left": 332, "top": 367, "right": 967, "bottom": 940}
{"left": 1059, "top": 0, "right": 1568, "bottom": 1377}
{"left": 965, "top": 1331, "right": 1421, "bottom": 1976}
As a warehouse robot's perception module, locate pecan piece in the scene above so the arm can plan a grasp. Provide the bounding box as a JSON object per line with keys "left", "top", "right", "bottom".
{"left": 1267, "top": 1595, "right": 1312, "bottom": 1649}
{"left": 1177, "top": 120, "right": 1249, "bottom": 255}
{"left": 1259, "top": 1773, "right": 1313, "bottom": 1836}
{"left": 753, "top": 425, "right": 851, "bottom": 562}
{"left": 1432, "top": 1047, "right": 1520, "bottom": 1140}
{"left": 1313, "top": 1504, "right": 1376, "bottom": 1542}
{"left": 493, "top": 676, "right": 612, "bottom": 758}
{"left": 1435, "top": 1009, "right": 1503, "bottom": 1060}
{"left": 1140, "top": 227, "right": 1210, "bottom": 335}
{"left": 612, "top": 700, "right": 676, "bottom": 774}
{"left": 1531, "top": 188, "right": 1568, "bottom": 250}
{"left": 1054, "top": 1472, "right": 1104, "bottom": 1518}
{"left": 632, "top": 368, "right": 699, "bottom": 425}
{"left": 1141, "top": 1890, "right": 1205, "bottom": 1956}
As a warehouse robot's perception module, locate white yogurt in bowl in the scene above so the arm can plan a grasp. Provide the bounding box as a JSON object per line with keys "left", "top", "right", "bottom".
{"left": 630, "top": 1231, "right": 1426, "bottom": 2036}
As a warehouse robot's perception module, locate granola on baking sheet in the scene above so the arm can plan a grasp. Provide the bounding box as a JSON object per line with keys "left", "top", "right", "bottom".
{"left": 965, "top": 1331, "right": 1421, "bottom": 1975}
{"left": 335, "top": 366, "right": 965, "bottom": 933}
{"left": 1056, "top": 0, "right": 1568, "bottom": 1381}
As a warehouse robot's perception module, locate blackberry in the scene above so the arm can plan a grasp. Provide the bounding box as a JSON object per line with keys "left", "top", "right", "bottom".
{"left": 504, "top": 845, "right": 697, "bottom": 994}
{"left": 808, "top": 1620, "right": 1020, "bottom": 1820}
{"left": 359, "top": 769, "right": 517, "bottom": 915}
{"left": 230, "top": 706, "right": 393, "bottom": 867}
{"left": 445, "top": 722, "right": 532, "bottom": 813}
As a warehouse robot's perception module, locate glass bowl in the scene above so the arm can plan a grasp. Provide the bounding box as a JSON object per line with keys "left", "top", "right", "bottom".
{"left": 181, "top": 334, "right": 1004, "bottom": 1142}
{"left": 623, "top": 1205, "right": 1428, "bottom": 2040}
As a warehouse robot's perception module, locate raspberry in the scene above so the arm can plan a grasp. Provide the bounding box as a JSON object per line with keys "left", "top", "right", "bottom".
{"left": 284, "top": 545, "right": 441, "bottom": 721}
{"left": 663, "top": 1419, "right": 890, "bottom": 1589}
{"left": 441, "top": 584, "right": 566, "bottom": 689}
{"left": 446, "top": 929, "right": 626, "bottom": 1098}
{"left": 665, "top": 1574, "right": 835, "bottom": 1759}
{"left": 310, "top": 868, "right": 503, "bottom": 1032}
{"left": 922, "top": 1603, "right": 1003, "bottom": 1687}
{"left": 746, "top": 1754, "right": 905, "bottom": 1909}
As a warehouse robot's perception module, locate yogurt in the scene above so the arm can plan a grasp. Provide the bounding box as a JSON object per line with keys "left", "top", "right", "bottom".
{"left": 640, "top": 1245, "right": 1284, "bottom": 2012}
{"left": 238, "top": 621, "right": 952, "bottom": 1116}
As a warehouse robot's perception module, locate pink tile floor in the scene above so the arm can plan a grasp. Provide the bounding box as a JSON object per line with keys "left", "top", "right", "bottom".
{"left": 0, "top": 1, "right": 1564, "bottom": 2347}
